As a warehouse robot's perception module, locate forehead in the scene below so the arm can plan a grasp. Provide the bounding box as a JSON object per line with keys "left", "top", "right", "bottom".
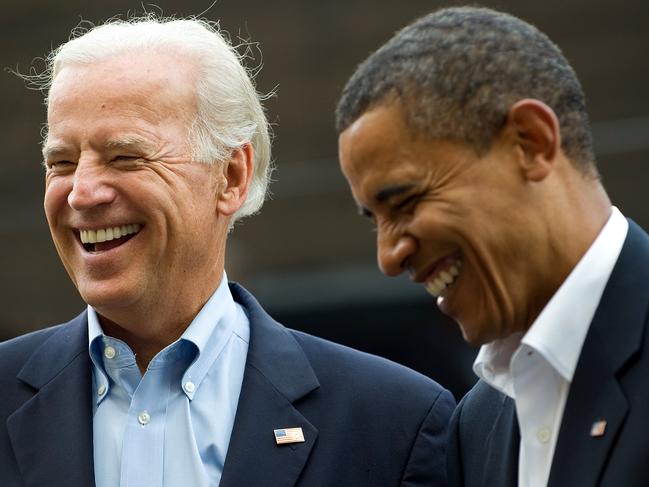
{"left": 47, "top": 50, "right": 198, "bottom": 126}
{"left": 340, "top": 103, "right": 408, "bottom": 160}
{"left": 338, "top": 103, "right": 424, "bottom": 193}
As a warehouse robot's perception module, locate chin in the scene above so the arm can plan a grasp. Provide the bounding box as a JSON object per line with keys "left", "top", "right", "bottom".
{"left": 457, "top": 319, "right": 498, "bottom": 347}
{"left": 77, "top": 283, "right": 140, "bottom": 313}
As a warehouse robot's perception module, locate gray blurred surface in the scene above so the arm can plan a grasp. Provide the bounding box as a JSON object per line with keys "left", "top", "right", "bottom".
{"left": 1, "top": 0, "right": 647, "bottom": 388}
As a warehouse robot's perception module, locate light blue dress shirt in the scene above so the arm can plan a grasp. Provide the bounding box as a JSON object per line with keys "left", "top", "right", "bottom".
{"left": 88, "top": 274, "right": 250, "bottom": 487}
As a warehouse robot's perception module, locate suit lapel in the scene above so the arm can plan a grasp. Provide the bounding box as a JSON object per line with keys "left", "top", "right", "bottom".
{"left": 548, "top": 221, "right": 649, "bottom": 487}
{"left": 220, "top": 284, "right": 320, "bottom": 487}
{"left": 482, "top": 394, "right": 519, "bottom": 487}
{"left": 548, "top": 328, "right": 628, "bottom": 487}
{"left": 7, "top": 314, "right": 95, "bottom": 487}
{"left": 219, "top": 366, "right": 318, "bottom": 487}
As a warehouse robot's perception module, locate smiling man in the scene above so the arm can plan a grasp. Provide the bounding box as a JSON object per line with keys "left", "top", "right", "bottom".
{"left": 337, "top": 6, "right": 649, "bottom": 487}
{"left": 0, "top": 15, "right": 455, "bottom": 487}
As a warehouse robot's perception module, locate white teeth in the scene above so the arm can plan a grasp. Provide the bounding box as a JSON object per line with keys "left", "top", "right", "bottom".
{"left": 425, "top": 259, "right": 463, "bottom": 298}
{"left": 439, "top": 271, "right": 454, "bottom": 284}
{"left": 425, "top": 280, "right": 442, "bottom": 296}
{"left": 80, "top": 223, "right": 141, "bottom": 244}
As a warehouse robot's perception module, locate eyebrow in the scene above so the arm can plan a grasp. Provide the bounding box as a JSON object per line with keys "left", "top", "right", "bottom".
{"left": 374, "top": 183, "right": 416, "bottom": 204}
{"left": 357, "top": 183, "right": 417, "bottom": 218}
{"left": 42, "top": 144, "right": 70, "bottom": 161}
{"left": 41, "top": 135, "right": 156, "bottom": 161}
{"left": 105, "top": 135, "right": 156, "bottom": 154}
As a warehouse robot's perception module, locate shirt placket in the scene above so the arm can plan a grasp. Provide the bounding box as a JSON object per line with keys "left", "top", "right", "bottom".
{"left": 119, "top": 360, "right": 173, "bottom": 487}
{"left": 512, "top": 348, "right": 559, "bottom": 487}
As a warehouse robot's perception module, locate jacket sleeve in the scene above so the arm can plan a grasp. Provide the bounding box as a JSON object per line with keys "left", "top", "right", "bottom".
{"left": 400, "top": 388, "right": 456, "bottom": 486}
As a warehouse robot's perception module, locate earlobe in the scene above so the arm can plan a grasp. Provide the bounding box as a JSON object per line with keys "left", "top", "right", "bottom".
{"left": 507, "top": 99, "right": 561, "bottom": 182}
{"left": 216, "top": 143, "right": 254, "bottom": 216}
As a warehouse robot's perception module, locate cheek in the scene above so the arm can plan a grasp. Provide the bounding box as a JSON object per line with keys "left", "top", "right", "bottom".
{"left": 412, "top": 209, "right": 463, "bottom": 242}
{"left": 43, "top": 180, "right": 70, "bottom": 227}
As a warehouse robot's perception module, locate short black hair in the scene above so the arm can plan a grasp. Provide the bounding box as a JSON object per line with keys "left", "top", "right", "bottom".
{"left": 336, "top": 6, "right": 595, "bottom": 172}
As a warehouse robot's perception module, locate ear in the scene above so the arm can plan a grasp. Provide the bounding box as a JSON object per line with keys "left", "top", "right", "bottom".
{"left": 215, "top": 143, "right": 254, "bottom": 216}
{"left": 506, "top": 99, "right": 561, "bottom": 182}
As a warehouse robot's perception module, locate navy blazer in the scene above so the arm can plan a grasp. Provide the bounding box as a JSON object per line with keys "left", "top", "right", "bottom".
{"left": 447, "top": 220, "right": 649, "bottom": 486}
{"left": 1, "top": 283, "right": 455, "bottom": 487}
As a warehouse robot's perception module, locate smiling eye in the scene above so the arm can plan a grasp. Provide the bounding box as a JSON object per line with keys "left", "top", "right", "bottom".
{"left": 45, "top": 160, "right": 75, "bottom": 171}
{"left": 109, "top": 155, "right": 143, "bottom": 167}
{"left": 395, "top": 193, "right": 420, "bottom": 212}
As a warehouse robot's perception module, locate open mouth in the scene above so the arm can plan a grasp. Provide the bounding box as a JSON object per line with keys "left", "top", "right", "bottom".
{"left": 79, "top": 224, "right": 142, "bottom": 253}
{"left": 424, "top": 254, "right": 463, "bottom": 298}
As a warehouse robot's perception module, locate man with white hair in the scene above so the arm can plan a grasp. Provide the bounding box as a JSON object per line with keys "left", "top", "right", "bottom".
{"left": 0, "top": 15, "right": 454, "bottom": 487}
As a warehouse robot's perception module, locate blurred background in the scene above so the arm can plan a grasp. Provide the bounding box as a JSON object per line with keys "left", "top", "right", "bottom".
{"left": 1, "top": 0, "right": 647, "bottom": 400}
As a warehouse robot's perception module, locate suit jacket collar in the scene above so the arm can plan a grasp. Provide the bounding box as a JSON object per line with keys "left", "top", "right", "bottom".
{"left": 7, "top": 284, "right": 320, "bottom": 487}
{"left": 548, "top": 220, "right": 649, "bottom": 486}
{"left": 8, "top": 312, "right": 95, "bottom": 487}
{"left": 219, "top": 282, "right": 320, "bottom": 487}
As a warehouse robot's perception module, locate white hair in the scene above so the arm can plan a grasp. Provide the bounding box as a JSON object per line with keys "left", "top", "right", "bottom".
{"left": 42, "top": 15, "right": 272, "bottom": 222}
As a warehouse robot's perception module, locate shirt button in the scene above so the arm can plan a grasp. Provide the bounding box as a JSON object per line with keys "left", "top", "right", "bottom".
{"left": 138, "top": 411, "right": 151, "bottom": 426}
{"left": 104, "top": 346, "right": 117, "bottom": 359}
{"left": 537, "top": 426, "right": 551, "bottom": 443}
{"left": 97, "top": 385, "right": 107, "bottom": 396}
{"left": 184, "top": 381, "right": 196, "bottom": 393}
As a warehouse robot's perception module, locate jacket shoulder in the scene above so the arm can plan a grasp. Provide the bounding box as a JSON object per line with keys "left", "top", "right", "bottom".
{"left": 232, "top": 279, "right": 453, "bottom": 406}
{"left": 455, "top": 380, "right": 508, "bottom": 434}
{"left": 0, "top": 323, "right": 70, "bottom": 427}
{"left": 0, "top": 324, "right": 66, "bottom": 374}
{"left": 289, "top": 328, "right": 454, "bottom": 409}
{"left": 289, "top": 328, "right": 455, "bottom": 486}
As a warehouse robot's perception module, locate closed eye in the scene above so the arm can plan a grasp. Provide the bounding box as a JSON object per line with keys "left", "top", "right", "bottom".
{"left": 112, "top": 155, "right": 140, "bottom": 161}
{"left": 45, "top": 159, "right": 75, "bottom": 171}
{"left": 394, "top": 193, "right": 421, "bottom": 213}
{"left": 109, "top": 155, "right": 145, "bottom": 168}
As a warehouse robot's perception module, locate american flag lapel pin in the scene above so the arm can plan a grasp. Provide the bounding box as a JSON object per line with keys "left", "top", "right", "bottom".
{"left": 590, "top": 420, "right": 607, "bottom": 437}
{"left": 274, "top": 427, "right": 305, "bottom": 445}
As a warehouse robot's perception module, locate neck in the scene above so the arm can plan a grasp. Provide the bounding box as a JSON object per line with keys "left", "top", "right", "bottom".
{"left": 97, "top": 269, "right": 224, "bottom": 373}
{"left": 522, "top": 174, "right": 611, "bottom": 331}
{"left": 99, "top": 310, "right": 195, "bottom": 374}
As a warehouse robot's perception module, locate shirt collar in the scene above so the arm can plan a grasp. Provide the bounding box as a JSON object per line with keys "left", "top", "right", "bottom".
{"left": 88, "top": 306, "right": 110, "bottom": 405}
{"left": 88, "top": 271, "right": 250, "bottom": 401}
{"left": 474, "top": 207, "right": 628, "bottom": 392}
{"left": 178, "top": 272, "right": 249, "bottom": 400}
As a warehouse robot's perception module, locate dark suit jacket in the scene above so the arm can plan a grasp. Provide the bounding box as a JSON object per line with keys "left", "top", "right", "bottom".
{"left": 1, "top": 282, "right": 455, "bottom": 487}
{"left": 447, "top": 220, "right": 649, "bottom": 486}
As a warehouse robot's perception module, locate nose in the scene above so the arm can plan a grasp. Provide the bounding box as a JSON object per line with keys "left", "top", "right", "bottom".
{"left": 377, "top": 230, "right": 417, "bottom": 277}
{"left": 67, "top": 161, "right": 117, "bottom": 210}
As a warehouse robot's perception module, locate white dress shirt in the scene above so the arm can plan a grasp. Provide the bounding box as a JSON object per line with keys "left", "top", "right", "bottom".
{"left": 473, "top": 207, "right": 628, "bottom": 487}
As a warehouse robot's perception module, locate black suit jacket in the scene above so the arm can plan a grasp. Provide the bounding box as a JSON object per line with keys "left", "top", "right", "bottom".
{"left": 1, "top": 283, "right": 455, "bottom": 487}
{"left": 447, "top": 220, "right": 649, "bottom": 486}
